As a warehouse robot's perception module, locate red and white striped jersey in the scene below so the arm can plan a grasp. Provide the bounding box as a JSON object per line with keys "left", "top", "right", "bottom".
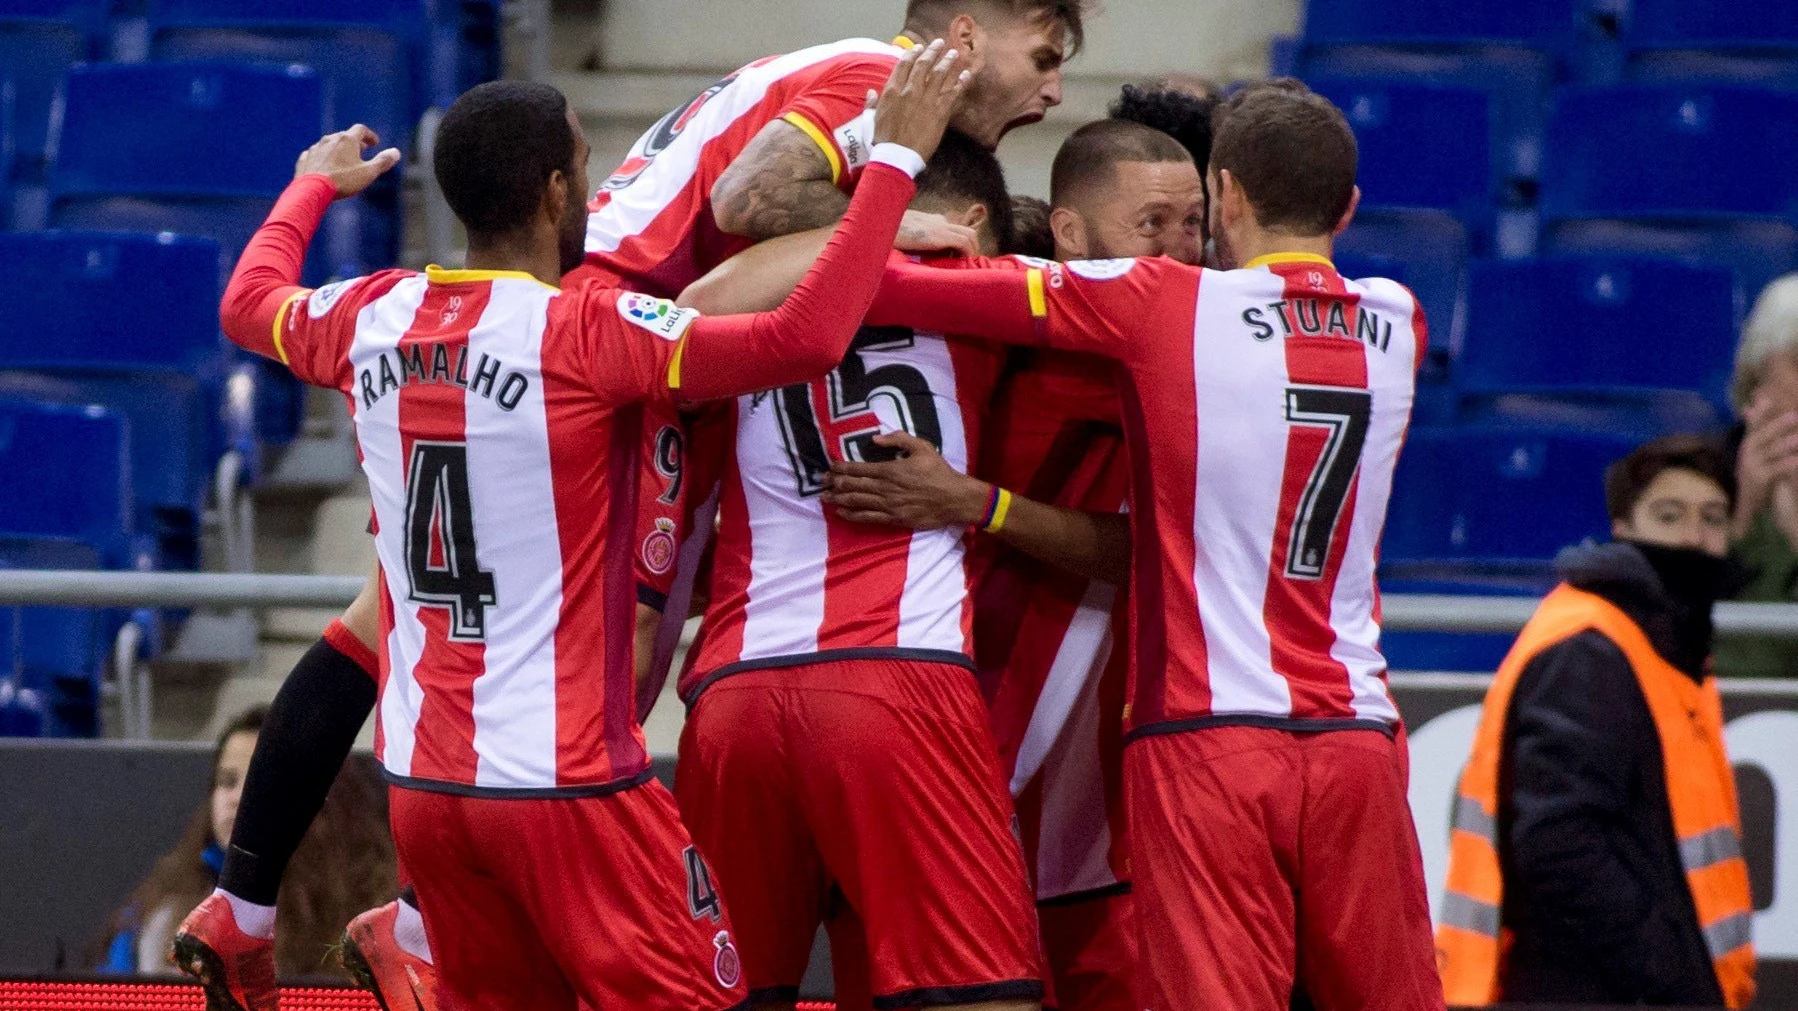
{"left": 274, "top": 266, "right": 700, "bottom": 795}
{"left": 973, "top": 353, "right": 1132, "bottom": 900}
{"left": 681, "top": 323, "right": 1006, "bottom": 698}
{"left": 581, "top": 37, "right": 905, "bottom": 297}
{"left": 867, "top": 253, "right": 1426, "bottom": 737}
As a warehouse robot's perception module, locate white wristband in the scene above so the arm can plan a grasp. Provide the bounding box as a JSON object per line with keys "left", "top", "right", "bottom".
{"left": 870, "top": 142, "right": 927, "bottom": 179}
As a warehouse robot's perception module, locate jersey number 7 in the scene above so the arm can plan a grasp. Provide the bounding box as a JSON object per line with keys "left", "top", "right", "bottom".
{"left": 404, "top": 442, "right": 498, "bottom": 640}
{"left": 1281, "top": 386, "right": 1371, "bottom": 581}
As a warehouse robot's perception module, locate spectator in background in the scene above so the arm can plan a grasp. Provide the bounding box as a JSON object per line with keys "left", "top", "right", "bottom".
{"left": 1721, "top": 273, "right": 1798, "bottom": 677}
{"left": 94, "top": 707, "right": 396, "bottom": 976}
{"left": 1438, "top": 436, "right": 1756, "bottom": 1009}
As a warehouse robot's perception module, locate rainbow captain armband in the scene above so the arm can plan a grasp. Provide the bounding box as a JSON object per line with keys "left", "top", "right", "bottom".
{"left": 979, "top": 486, "right": 1014, "bottom": 534}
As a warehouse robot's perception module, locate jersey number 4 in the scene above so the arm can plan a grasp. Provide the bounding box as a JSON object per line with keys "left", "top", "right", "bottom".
{"left": 1281, "top": 386, "right": 1372, "bottom": 581}
{"left": 774, "top": 326, "right": 944, "bottom": 497}
{"left": 405, "top": 442, "right": 497, "bottom": 640}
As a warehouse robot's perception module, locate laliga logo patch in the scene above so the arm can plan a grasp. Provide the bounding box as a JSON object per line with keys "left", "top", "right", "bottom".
{"left": 712, "top": 930, "right": 741, "bottom": 989}
{"left": 617, "top": 293, "right": 699, "bottom": 342}
{"left": 641, "top": 517, "right": 677, "bottom": 575}
{"left": 1067, "top": 258, "right": 1137, "bottom": 281}
{"left": 307, "top": 277, "right": 363, "bottom": 319}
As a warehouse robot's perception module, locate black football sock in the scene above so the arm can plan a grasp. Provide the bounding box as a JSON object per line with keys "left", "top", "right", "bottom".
{"left": 219, "top": 633, "right": 378, "bottom": 906}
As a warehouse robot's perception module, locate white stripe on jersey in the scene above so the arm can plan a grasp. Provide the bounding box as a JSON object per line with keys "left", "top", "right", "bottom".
{"left": 461, "top": 282, "right": 563, "bottom": 789}
{"left": 358, "top": 277, "right": 432, "bottom": 778}
{"left": 584, "top": 37, "right": 900, "bottom": 256}
{"left": 1035, "top": 637, "right": 1120, "bottom": 900}
{"left": 1010, "top": 579, "right": 1115, "bottom": 796}
{"left": 892, "top": 333, "right": 970, "bottom": 652}
{"left": 737, "top": 393, "right": 831, "bottom": 659}
{"left": 1333, "top": 277, "right": 1416, "bottom": 725}
{"left": 1190, "top": 272, "right": 1295, "bottom": 717}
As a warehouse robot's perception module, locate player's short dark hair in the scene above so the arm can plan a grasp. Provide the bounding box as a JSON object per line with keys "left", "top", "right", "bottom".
{"left": 1210, "top": 79, "right": 1357, "bottom": 236}
{"left": 434, "top": 80, "right": 577, "bottom": 239}
{"left": 905, "top": 0, "right": 1090, "bottom": 56}
{"left": 1605, "top": 434, "right": 1736, "bottom": 522}
{"left": 1050, "top": 119, "right": 1192, "bottom": 208}
{"left": 1007, "top": 195, "right": 1054, "bottom": 258}
{"left": 1109, "top": 84, "right": 1216, "bottom": 170}
{"left": 915, "top": 129, "right": 1014, "bottom": 255}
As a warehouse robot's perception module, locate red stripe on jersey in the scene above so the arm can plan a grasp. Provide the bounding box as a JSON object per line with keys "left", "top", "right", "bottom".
{"left": 1124, "top": 268, "right": 1206, "bottom": 729}
{"left": 541, "top": 375, "right": 642, "bottom": 786}
{"left": 395, "top": 281, "right": 493, "bottom": 785}
{"left": 1262, "top": 263, "right": 1366, "bottom": 720}
{"left": 684, "top": 411, "right": 754, "bottom": 693}
{"left": 601, "top": 406, "right": 647, "bottom": 780}
{"left": 816, "top": 510, "right": 908, "bottom": 646}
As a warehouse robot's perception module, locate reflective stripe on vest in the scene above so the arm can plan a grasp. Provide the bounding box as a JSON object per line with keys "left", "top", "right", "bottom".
{"left": 1433, "top": 584, "right": 1757, "bottom": 1009}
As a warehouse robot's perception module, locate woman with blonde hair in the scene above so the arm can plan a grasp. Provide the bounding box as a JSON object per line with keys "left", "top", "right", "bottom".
{"left": 1720, "top": 273, "right": 1798, "bottom": 677}
{"left": 95, "top": 706, "right": 397, "bottom": 976}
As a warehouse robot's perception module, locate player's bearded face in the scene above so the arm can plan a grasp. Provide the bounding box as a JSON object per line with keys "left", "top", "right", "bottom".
{"left": 953, "top": 16, "right": 1065, "bottom": 146}
{"left": 558, "top": 171, "right": 587, "bottom": 275}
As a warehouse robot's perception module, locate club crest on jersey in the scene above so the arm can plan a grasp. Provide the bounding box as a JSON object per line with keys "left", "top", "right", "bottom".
{"left": 641, "top": 517, "right": 677, "bottom": 575}
{"left": 1066, "top": 258, "right": 1137, "bottom": 281}
{"left": 713, "top": 931, "right": 741, "bottom": 989}
{"left": 617, "top": 293, "right": 699, "bottom": 342}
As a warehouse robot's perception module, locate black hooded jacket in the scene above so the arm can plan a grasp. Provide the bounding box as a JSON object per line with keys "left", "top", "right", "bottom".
{"left": 1496, "top": 541, "right": 1726, "bottom": 1007}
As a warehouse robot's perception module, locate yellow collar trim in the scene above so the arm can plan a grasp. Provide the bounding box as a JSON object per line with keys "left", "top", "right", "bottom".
{"left": 893, "top": 34, "right": 917, "bottom": 48}
{"left": 426, "top": 265, "right": 558, "bottom": 290}
{"left": 1244, "top": 252, "right": 1335, "bottom": 270}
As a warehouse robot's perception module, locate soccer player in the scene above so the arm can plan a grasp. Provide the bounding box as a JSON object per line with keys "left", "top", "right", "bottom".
{"left": 187, "top": 44, "right": 965, "bottom": 1011}
{"left": 819, "top": 108, "right": 1208, "bottom": 1011}
{"left": 572, "top": 0, "right": 1086, "bottom": 298}
{"left": 174, "top": 5, "right": 1085, "bottom": 1003}
{"left": 855, "top": 81, "right": 1445, "bottom": 1011}
{"left": 670, "top": 131, "right": 1041, "bottom": 1011}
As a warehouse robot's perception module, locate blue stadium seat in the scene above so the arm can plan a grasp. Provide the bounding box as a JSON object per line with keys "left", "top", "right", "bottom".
{"left": 1539, "top": 84, "right": 1798, "bottom": 297}
{"left": 0, "top": 232, "right": 235, "bottom": 565}
{"left": 0, "top": 0, "right": 106, "bottom": 182}
{"left": 1311, "top": 78, "right": 1497, "bottom": 219}
{"left": 48, "top": 62, "right": 333, "bottom": 282}
{"left": 0, "top": 536, "right": 122, "bottom": 737}
{"left": 145, "top": 0, "right": 426, "bottom": 269}
{"left": 1303, "top": 0, "right": 1579, "bottom": 50}
{"left": 1625, "top": 0, "right": 1798, "bottom": 91}
{"left": 0, "top": 400, "right": 136, "bottom": 738}
{"left": 1336, "top": 215, "right": 1465, "bottom": 359}
{"left": 1456, "top": 256, "right": 1741, "bottom": 424}
{"left": 1382, "top": 425, "right": 1642, "bottom": 574}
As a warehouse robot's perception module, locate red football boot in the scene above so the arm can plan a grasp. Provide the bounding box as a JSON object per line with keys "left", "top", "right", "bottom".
{"left": 341, "top": 901, "right": 437, "bottom": 1011}
{"left": 170, "top": 892, "right": 279, "bottom": 1011}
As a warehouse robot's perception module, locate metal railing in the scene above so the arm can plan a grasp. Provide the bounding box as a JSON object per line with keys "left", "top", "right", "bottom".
{"left": 6, "top": 571, "right": 1798, "bottom": 636}
{"left": 6, "top": 570, "right": 1798, "bottom": 738}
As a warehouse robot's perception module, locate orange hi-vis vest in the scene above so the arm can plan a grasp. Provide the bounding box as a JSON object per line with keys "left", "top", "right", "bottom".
{"left": 1435, "top": 584, "right": 1756, "bottom": 1008}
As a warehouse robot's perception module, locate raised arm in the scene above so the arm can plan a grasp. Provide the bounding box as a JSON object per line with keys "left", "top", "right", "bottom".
{"left": 670, "top": 41, "right": 969, "bottom": 402}
{"left": 822, "top": 432, "right": 1130, "bottom": 585}
{"left": 219, "top": 126, "right": 401, "bottom": 360}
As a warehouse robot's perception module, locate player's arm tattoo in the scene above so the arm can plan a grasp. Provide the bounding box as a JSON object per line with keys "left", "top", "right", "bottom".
{"left": 711, "top": 119, "right": 851, "bottom": 240}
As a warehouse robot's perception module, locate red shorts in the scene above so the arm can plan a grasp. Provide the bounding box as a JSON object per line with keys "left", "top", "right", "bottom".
{"left": 1124, "top": 726, "right": 1443, "bottom": 1011}
{"left": 1038, "top": 889, "right": 1137, "bottom": 1011}
{"left": 389, "top": 779, "right": 746, "bottom": 1011}
{"left": 675, "top": 658, "right": 1042, "bottom": 1009}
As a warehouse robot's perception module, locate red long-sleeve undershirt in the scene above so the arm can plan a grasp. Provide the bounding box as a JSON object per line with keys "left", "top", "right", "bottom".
{"left": 219, "top": 159, "right": 920, "bottom": 406}
{"left": 219, "top": 172, "right": 336, "bottom": 362}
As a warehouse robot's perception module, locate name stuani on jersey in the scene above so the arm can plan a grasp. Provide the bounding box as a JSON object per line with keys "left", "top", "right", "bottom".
{"left": 1240, "top": 296, "right": 1394, "bottom": 353}
{"left": 357, "top": 342, "right": 531, "bottom": 412}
